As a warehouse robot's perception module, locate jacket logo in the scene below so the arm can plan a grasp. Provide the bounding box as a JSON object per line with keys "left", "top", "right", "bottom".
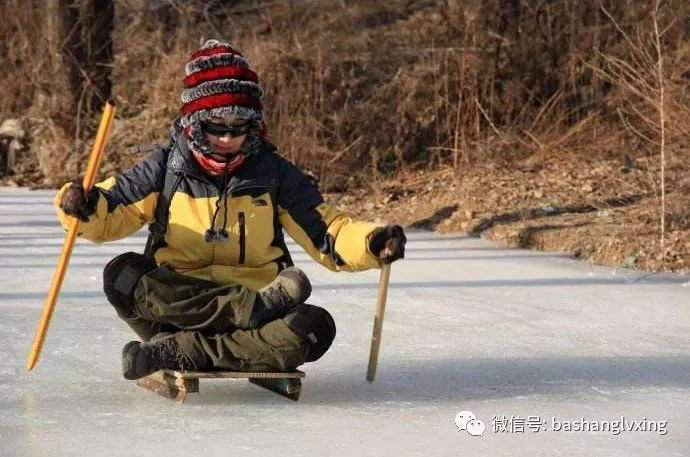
{"left": 252, "top": 198, "right": 268, "bottom": 207}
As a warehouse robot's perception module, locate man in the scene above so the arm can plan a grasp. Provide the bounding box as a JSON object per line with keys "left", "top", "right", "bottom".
{"left": 55, "top": 39, "right": 406, "bottom": 379}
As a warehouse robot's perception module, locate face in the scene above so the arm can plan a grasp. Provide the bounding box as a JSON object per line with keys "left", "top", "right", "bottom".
{"left": 202, "top": 117, "right": 250, "bottom": 160}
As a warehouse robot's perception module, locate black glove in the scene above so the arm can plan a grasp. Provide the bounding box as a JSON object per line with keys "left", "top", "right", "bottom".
{"left": 368, "top": 225, "right": 406, "bottom": 264}
{"left": 59, "top": 177, "right": 99, "bottom": 222}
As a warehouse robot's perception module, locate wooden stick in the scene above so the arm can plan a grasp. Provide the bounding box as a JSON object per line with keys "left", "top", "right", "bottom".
{"left": 367, "top": 263, "right": 391, "bottom": 382}
{"left": 26, "top": 101, "right": 116, "bottom": 371}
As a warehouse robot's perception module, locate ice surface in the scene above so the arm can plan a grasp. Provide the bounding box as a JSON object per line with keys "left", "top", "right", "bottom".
{"left": 1, "top": 188, "right": 689, "bottom": 456}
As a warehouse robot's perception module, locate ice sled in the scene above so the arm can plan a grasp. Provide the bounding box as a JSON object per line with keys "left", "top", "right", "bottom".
{"left": 136, "top": 369, "right": 305, "bottom": 402}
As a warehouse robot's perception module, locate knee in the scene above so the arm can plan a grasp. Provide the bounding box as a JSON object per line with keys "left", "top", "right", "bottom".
{"left": 283, "top": 304, "right": 336, "bottom": 362}
{"left": 103, "top": 252, "right": 157, "bottom": 316}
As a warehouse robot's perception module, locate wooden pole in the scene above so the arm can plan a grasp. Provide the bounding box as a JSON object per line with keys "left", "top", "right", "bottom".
{"left": 366, "top": 263, "right": 391, "bottom": 382}
{"left": 26, "top": 101, "right": 116, "bottom": 371}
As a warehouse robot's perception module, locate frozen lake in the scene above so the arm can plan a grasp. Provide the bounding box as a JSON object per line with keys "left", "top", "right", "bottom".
{"left": 1, "top": 188, "right": 689, "bottom": 456}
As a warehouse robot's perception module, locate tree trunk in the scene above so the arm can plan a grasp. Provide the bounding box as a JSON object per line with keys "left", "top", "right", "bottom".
{"left": 45, "top": 0, "right": 113, "bottom": 123}
{"left": 41, "top": 0, "right": 113, "bottom": 184}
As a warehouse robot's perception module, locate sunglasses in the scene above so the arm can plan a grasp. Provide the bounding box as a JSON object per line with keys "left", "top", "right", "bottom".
{"left": 201, "top": 121, "right": 251, "bottom": 137}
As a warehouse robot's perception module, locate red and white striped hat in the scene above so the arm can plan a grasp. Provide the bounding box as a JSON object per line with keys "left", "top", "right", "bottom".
{"left": 180, "top": 39, "right": 263, "bottom": 127}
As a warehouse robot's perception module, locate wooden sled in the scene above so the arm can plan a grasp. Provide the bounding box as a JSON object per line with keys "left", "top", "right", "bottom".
{"left": 136, "top": 369, "right": 305, "bottom": 402}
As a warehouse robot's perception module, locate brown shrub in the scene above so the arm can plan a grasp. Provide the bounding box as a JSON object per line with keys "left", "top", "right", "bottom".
{"left": 0, "top": 0, "right": 687, "bottom": 193}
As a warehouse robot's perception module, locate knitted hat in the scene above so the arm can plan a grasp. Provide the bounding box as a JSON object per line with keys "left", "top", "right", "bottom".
{"left": 180, "top": 39, "right": 263, "bottom": 128}
{"left": 179, "top": 40, "right": 266, "bottom": 166}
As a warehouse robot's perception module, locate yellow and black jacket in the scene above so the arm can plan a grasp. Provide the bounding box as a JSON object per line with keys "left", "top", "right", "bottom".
{"left": 54, "top": 136, "right": 381, "bottom": 290}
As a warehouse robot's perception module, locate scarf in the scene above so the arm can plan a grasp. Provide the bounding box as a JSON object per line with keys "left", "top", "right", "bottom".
{"left": 191, "top": 149, "right": 245, "bottom": 177}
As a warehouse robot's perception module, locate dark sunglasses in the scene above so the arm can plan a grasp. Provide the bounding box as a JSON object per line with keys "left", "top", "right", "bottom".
{"left": 201, "top": 121, "right": 251, "bottom": 137}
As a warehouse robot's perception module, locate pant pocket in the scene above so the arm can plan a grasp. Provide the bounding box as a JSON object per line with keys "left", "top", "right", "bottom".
{"left": 103, "top": 252, "right": 157, "bottom": 313}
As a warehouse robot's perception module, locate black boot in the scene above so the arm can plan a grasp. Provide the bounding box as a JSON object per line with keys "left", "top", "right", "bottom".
{"left": 122, "top": 335, "right": 196, "bottom": 380}
{"left": 249, "top": 267, "right": 312, "bottom": 328}
{"left": 283, "top": 304, "right": 336, "bottom": 362}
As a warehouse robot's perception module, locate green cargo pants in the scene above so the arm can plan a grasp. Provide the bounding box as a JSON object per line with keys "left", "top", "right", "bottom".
{"left": 117, "top": 266, "right": 309, "bottom": 372}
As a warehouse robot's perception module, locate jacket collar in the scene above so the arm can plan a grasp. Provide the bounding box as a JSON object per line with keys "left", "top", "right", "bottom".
{"left": 168, "top": 132, "right": 277, "bottom": 190}
{"left": 167, "top": 134, "right": 212, "bottom": 182}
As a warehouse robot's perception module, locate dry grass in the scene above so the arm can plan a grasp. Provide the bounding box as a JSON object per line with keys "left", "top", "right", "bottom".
{"left": 2, "top": 0, "right": 687, "bottom": 178}
{"left": 0, "top": 0, "right": 688, "bottom": 269}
